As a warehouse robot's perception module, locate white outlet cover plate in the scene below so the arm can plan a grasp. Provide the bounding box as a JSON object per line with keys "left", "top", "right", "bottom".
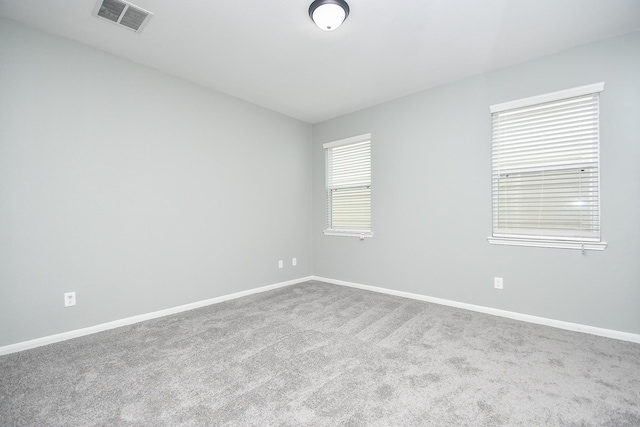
{"left": 64, "top": 292, "right": 76, "bottom": 307}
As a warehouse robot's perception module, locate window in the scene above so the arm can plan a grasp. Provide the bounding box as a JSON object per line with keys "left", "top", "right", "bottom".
{"left": 488, "top": 83, "right": 607, "bottom": 250}
{"left": 324, "top": 133, "right": 372, "bottom": 238}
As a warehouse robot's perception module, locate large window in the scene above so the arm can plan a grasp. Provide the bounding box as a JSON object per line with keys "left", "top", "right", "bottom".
{"left": 488, "top": 83, "right": 607, "bottom": 250}
{"left": 324, "top": 133, "right": 372, "bottom": 238}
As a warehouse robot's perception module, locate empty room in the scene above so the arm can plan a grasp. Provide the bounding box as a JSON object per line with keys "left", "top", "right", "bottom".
{"left": 1, "top": 0, "right": 639, "bottom": 425}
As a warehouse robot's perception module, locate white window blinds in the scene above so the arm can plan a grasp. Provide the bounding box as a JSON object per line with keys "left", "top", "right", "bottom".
{"left": 324, "top": 134, "right": 371, "bottom": 236}
{"left": 490, "top": 83, "right": 605, "bottom": 248}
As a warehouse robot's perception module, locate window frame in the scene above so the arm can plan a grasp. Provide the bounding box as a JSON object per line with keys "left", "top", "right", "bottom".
{"left": 488, "top": 83, "right": 607, "bottom": 251}
{"left": 323, "top": 133, "right": 373, "bottom": 238}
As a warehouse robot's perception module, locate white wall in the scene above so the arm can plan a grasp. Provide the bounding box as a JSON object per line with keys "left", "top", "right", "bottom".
{"left": 312, "top": 31, "right": 640, "bottom": 335}
{"left": 0, "top": 18, "right": 312, "bottom": 347}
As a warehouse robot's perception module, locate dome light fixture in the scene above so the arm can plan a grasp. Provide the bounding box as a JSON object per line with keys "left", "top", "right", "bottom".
{"left": 309, "top": 0, "right": 350, "bottom": 32}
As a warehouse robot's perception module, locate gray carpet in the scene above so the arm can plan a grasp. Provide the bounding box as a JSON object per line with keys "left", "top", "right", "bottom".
{"left": 1, "top": 281, "right": 639, "bottom": 426}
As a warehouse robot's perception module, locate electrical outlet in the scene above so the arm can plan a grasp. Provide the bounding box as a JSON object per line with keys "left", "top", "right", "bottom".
{"left": 292, "top": 257, "right": 297, "bottom": 266}
{"left": 64, "top": 292, "right": 76, "bottom": 307}
{"left": 494, "top": 277, "right": 503, "bottom": 290}
{"left": 278, "top": 260, "right": 283, "bottom": 269}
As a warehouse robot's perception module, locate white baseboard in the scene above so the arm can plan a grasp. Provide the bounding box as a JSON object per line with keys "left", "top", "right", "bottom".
{"left": 4, "top": 274, "right": 638, "bottom": 356}
{"left": 0, "top": 276, "right": 313, "bottom": 356}
{"left": 311, "top": 276, "right": 640, "bottom": 345}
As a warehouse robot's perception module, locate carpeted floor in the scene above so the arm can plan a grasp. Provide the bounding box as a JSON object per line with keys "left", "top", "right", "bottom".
{"left": 1, "top": 280, "right": 639, "bottom": 426}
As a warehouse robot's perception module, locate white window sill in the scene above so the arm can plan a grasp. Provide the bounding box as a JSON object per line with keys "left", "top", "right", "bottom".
{"left": 487, "top": 237, "right": 607, "bottom": 251}
{"left": 324, "top": 230, "right": 373, "bottom": 239}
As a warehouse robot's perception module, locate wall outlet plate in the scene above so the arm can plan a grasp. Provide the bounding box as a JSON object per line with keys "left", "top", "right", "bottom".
{"left": 494, "top": 277, "right": 504, "bottom": 290}
{"left": 64, "top": 292, "right": 76, "bottom": 307}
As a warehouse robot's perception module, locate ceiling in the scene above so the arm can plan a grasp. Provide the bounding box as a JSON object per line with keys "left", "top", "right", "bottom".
{"left": 1, "top": 0, "right": 639, "bottom": 124}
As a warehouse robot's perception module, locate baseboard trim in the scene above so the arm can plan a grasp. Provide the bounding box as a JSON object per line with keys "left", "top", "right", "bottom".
{"left": 4, "top": 274, "right": 637, "bottom": 355}
{"left": 0, "top": 276, "right": 313, "bottom": 356}
{"left": 311, "top": 276, "right": 640, "bottom": 344}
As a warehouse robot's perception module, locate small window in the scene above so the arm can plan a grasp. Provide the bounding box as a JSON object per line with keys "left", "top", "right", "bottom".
{"left": 488, "top": 83, "right": 607, "bottom": 250}
{"left": 324, "top": 134, "right": 372, "bottom": 238}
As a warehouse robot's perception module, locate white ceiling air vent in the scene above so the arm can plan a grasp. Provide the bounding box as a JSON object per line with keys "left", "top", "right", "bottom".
{"left": 92, "top": 0, "right": 153, "bottom": 33}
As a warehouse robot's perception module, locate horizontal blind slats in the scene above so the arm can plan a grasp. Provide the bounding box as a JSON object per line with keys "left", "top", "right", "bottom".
{"left": 326, "top": 139, "right": 371, "bottom": 231}
{"left": 494, "top": 112, "right": 598, "bottom": 137}
{"left": 491, "top": 91, "right": 600, "bottom": 240}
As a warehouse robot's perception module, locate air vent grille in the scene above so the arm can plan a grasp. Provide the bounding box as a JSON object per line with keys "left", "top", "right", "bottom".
{"left": 93, "top": 0, "right": 153, "bottom": 33}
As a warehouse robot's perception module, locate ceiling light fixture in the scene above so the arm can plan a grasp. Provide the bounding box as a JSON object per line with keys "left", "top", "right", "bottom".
{"left": 309, "top": 0, "right": 350, "bottom": 32}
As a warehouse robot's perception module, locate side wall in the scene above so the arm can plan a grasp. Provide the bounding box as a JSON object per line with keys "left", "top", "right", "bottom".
{"left": 0, "top": 18, "right": 312, "bottom": 347}
{"left": 312, "top": 31, "right": 640, "bottom": 335}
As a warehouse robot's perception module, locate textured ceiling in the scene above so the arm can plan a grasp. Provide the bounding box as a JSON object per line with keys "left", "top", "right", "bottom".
{"left": 1, "top": 0, "right": 639, "bottom": 123}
